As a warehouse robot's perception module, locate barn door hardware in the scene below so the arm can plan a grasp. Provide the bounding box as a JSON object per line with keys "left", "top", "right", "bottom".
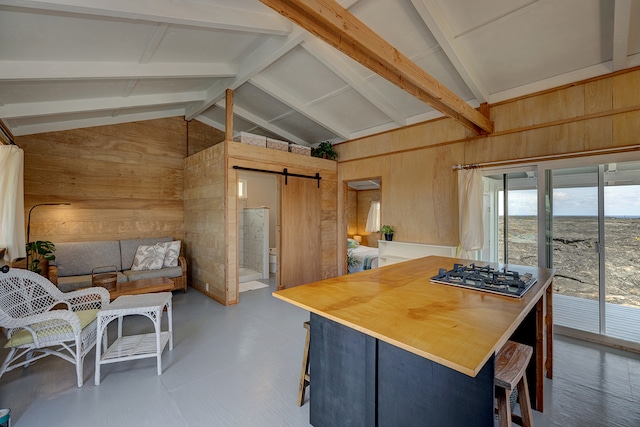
{"left": 232, "top": 166, "right": 321, "bottom": 188}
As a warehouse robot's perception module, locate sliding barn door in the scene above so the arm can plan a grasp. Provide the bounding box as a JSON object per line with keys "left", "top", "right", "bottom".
{"left": 280, "top": 176, "right": 322, "bottom": 289}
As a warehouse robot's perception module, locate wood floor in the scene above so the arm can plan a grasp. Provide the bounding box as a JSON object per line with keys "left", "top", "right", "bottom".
{"left": 555, "top": 294, "right": 640, "bottom": 343}
{"left": 1, "top": 280, "right": 639, "bottom": 426}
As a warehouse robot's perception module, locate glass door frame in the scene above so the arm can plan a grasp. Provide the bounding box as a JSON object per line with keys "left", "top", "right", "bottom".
{"left": 483, "top": 152, "right": 640, "bottom": 349}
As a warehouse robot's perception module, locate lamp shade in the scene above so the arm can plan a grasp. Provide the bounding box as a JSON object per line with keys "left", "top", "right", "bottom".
{"left": 353, "top": 235, "right": 362, "bottom": 243}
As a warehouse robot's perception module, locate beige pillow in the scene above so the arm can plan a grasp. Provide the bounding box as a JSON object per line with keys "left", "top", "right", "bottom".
{"left": 163, "top": 240, "right": 181, "bottom": 267}
{"left": 131, "top": 243, "right": 167, "bottom": 271}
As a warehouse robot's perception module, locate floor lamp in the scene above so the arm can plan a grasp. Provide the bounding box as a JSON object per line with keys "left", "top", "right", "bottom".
{"left": 26, "top": 203, "right": 70, "bottom": 271}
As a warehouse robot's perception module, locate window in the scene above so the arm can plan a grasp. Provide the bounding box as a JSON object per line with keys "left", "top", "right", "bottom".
{"left": 238, "top": 179, "right": 247, "bottom": 199}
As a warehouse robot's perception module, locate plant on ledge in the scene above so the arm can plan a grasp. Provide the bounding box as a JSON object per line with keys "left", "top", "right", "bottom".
{"left": 311, "top": 141, "right": 338, "bottom": 160}
{"left": 26, "top": 240, "right": 56, "bottom": 275}
{"left": 380, "top": 225, "right": 394, "bottom": 241}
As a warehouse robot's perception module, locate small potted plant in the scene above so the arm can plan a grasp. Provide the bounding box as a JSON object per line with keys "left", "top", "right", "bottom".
{"left": 381, "top": 225, "right": 394, "bottom": 241}
{"left": 311, "top": 141, "right": 338, "bottom": 160}
{"left": 347, "top": 249, "right": 360, "bottom": 273}
{"left": 26, "top": 240, "right": 57, "bottom": 276}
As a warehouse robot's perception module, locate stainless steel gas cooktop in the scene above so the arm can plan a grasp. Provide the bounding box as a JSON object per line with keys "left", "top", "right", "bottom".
{"left": 430, "top": 263, "right": 537, "bottom": 298}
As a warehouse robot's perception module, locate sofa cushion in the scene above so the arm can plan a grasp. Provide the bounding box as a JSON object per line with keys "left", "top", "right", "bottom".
{"left": 120, "top": 237, "right": 173, "bottom": 271}
{"left": 57, "top": 272, "right": 128, "bottom": 293}
{"left": 131, "top": 243, "right": 167, "bottom": 271}
{"left": 54, "top": 241, "right": 122, "bottom": 277}
{"left": 123, "top": 266, "right": 183, "bottom": 281}
{"left": 163, "top": 240, "right": 181, "bottom": 267}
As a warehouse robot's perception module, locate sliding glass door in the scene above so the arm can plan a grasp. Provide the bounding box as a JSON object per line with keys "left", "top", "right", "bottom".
{"left": 550, "top": 161, "right": 640, "bottom": 342}
{"left": 482, "top": 169, "right": 538, "bottom": 266}
{"left": 549, "top": 166, "right": 601, "bottom": 334}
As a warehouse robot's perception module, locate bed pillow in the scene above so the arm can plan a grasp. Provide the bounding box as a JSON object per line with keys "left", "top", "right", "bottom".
{"left": 131, "top": 243, "right": 167, "bottom": 271}
{"left": 347, "top": 238, "right": 360, "bottom": 249}
{"left": 163, "top": 240, "right": 181, "bottom": 267}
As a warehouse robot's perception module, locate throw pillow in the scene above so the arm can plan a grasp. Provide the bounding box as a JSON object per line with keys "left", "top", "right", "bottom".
{"left": 347, "top": 238, "right": 359, "bottom": 249}
{"left": 131, "top": 243, "right": 167, "bottom": 271}
{"left": 163, "top": 240, "right": 181, "bottom": 268}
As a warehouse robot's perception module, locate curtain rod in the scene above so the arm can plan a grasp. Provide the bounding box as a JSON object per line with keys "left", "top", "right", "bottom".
{"left": 232, "top": 166, "right": 322, "bottom": 188}
{"left": 452, "top": 144, "right": 640, "bottom": 170}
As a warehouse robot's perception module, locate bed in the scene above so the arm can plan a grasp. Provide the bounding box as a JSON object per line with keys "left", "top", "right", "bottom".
{"left": 347, "top": 239, "right": 379, "bottom": 273}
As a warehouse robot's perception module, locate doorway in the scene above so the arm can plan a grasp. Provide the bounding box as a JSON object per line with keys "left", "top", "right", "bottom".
{"left": 345, "top": 178, "right": 381, "bottom": 273}
{"left": 237, "top": 171, "right": 277, "bottom": 285}
{"left": 481, "top": 169, "right": 538, "bottom": 266}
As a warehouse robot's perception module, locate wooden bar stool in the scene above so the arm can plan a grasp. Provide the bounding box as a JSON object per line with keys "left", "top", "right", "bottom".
{"left": 297, "top": 321, "right": 311, "bottom": 406}
{"left": 495, "top": 340, "right": 534, "bottom": 427}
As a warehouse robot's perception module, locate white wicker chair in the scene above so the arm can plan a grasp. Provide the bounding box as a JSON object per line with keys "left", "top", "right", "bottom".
{"left": 0, "top": 268, "right": 110, "bottom": 387}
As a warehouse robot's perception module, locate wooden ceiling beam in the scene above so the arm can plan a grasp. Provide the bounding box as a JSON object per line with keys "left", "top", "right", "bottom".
{"left": 259, "top": 0, "right": 493, "bottom": 135}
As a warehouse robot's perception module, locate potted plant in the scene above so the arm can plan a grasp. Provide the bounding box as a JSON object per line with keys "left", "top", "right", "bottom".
{"left": 347, "top": 249, "right": 360, "bottom": 273}
{"left": 311, "top": 141, "right": 338, "bottom": 160}
{"left": 380, "top": 225, "right": 394, "bottom": 241}
{"left": 26, "top": 240, "right": 56, "bottom": 276}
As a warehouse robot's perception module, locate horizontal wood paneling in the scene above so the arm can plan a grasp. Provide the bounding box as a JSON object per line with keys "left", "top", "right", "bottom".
{"left": 334, "top": 67, "right": 640, "bottom": 275}
{"left": 187, "top": 119, "right": 225, "bottom": 156}
{"left": 17, "top": 117, "right": 185, "bottom": 245}
{"left": 184, "top": 142, "right": 227, "bottom": 304}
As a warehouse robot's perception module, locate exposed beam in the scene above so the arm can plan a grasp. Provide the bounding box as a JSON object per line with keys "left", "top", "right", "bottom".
{"left": 0, "top": 92, "right": 204, "bottom": 119}
{"left": 302, "top": 39, "right": 406, "bottom": 126}
{"left": 410, "top": 0, "right": 489, "bottom": 103}
{"left": 612, "top": 0, "right": 632, "bottom": 72}
{"left": 10, "top": 109, "right": 185, "bottom": 136}
{"left": 139, "top": 23, "right": 170, "bottom": 64}
{"left": 0, "top": 0, "right": 291, "bottom": 35}
{"left": 225, "top": 89, "right": 233, "bottom": 142}
{"left": 0, "top": 61, "right": 237, "bottom": 80}
{"left": 260, "top": 0, "right": 493, "bottom": 135}
{"left": 251, "top": 75, "right": 351, "bottom": 140}
{"left": 185, "top": 30, "right": 307, "bottom": 120}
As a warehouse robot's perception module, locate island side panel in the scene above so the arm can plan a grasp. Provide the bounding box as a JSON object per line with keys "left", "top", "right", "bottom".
{"left": 377, "top": 341, "right": 495, "bottom": 427}
{"left": 310, "top": 313, "right": 376, "bottom": 427}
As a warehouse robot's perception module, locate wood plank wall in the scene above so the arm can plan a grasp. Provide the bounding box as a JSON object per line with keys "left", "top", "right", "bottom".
{"left": 17, "top": 117, "right": 186, "bottom": 245}
{"left": 186, "top": 119, "right": 225, "bottom": 156}
{"left": 347, "top": 187, "right": 357, "bottom": 237}
{"left": 183, "top": 142, "right": 227, "bottom": 304}
{"left": 335, "top": 67, "right": 640, "bottom": 275}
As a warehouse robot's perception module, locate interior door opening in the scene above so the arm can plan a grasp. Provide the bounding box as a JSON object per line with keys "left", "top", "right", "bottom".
{"left": 237, "top": 170, "right": 277, "bottom": 288}
{"left": 345, "top": 178, "right": 381, "bottom": 274}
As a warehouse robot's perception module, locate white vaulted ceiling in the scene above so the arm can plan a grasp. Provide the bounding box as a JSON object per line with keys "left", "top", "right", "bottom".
{"left": 0, "top": 0, "right": 638, "bottom": 146}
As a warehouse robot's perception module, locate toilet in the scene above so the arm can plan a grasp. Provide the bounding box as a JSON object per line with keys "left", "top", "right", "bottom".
{"left": 269, "top": 248, "right": 277, "bottom": 273}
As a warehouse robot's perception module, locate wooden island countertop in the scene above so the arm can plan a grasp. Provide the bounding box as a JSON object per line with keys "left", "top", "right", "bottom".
{"left": 274, "top": 255, "right": 554, "bottom": 378}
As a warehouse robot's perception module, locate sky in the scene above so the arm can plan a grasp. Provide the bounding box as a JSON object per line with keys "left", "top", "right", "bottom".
{"left": 499, "top": 185, "right": 640, "bottom": 217}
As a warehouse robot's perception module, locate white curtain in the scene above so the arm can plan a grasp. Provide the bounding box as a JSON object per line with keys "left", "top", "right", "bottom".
{"left": 0, "top": 144, "right": 25, "bottom": 261}
{"left": 457, "top": 168, "right": 483, "bottom": 259}
{"left": 365, "top": 201, "right": 380, "bottom": 233}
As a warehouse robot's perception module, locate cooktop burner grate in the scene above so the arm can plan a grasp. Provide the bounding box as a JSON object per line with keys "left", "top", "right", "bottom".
{"left": 430, "top": 263, "right": 537, "bottom": 298}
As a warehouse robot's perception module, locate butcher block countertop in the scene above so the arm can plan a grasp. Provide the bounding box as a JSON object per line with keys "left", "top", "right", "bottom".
{"left": 273, "top": 255, "right": 554, "bottom": 377}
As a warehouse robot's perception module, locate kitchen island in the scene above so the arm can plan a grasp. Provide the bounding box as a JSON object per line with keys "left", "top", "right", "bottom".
{"left": 273, "top": 255, "right": 554, "bottom": 427}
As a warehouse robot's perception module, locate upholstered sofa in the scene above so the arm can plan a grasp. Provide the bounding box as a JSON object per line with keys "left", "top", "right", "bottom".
{"left": 48, "top": 237, "right": 187, "bottom": 293}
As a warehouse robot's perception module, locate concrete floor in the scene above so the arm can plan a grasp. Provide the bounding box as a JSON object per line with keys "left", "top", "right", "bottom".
{"left": 1, "top": 278, "right": 640, "bottom": 426}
